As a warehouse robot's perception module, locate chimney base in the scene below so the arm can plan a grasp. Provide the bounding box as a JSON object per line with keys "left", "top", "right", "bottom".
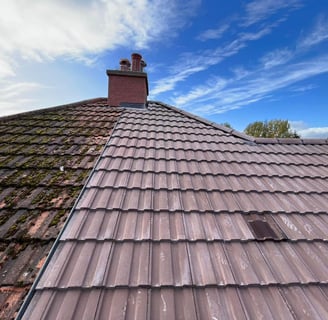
{"left": 106, "top": 70, "right": 148, "bottom": 107}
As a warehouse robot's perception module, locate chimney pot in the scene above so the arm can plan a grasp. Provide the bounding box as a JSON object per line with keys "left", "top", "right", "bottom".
{"left": 131, "top": 53, "right": 142, "bottom": 72}
{"left": 140, "top": 60, "right": 147, "bottom": 72}
{"left": 119, "top": 58, "right": 131, "bottom": 71}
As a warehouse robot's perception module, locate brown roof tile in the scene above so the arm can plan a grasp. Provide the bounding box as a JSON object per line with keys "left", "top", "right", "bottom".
{"left": 21, "top": 286, "right": 328, "bottom": 320}
{"left": 11, "top": 101, "right": 328, "bottom": 319}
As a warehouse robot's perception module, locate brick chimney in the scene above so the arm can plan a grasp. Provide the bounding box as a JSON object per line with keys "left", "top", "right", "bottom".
{"left": 107, "top": 53, "right": 148, "bottom": 107}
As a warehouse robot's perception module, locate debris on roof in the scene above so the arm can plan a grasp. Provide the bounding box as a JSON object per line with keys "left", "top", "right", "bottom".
{"left": 16, "top": 101, "right": 328, "bottom": 319}
{"left": 0, "top": 99, "right": 122, "bottom": 319}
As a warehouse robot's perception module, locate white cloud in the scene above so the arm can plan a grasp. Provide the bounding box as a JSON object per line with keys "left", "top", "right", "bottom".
{"left": 0, "top": 98, "right": 38, "bottom": 116}
{"left": 174, "top": 77, "right": 228, "bottom": 105}
{"left": 0, "top": 56, "right": 16, "bottom": 78}
{"left": 0, "top": 81, "right": 44, "bottom": 99}
{"left": 0, "top": 80, "right": 46, "bottom": 115}
{"left": 260, "top": 48, "right": 293, "bottom": 69}
{"left": 154, "top": 0, "right": 300, "bottom": 97}
{"left": 290, "top": 121, "right": 328, "bottom": 138}
{"left": 197, "top": 24, "right": 229, "bottom": 41}
{"left": 238, "top": 27, "right": 273, "bottom": 41}
{"left": 172, "top": 55, "right": 328, "bottom": 116}
{"left": 242, "top": 0, "right": 301, "bottom": 26}
{"left": 151, "top": 64, "right": 207, "bottom": 96}
{"left": 0, "top": 0, "right": 199, "bottom": 72}
{"left": 299, "top": 15, "right": 328, "bottom": 48}
{"left": 0, "top": 0, "right": 200, "bottom": 114}
{"left": 151, "top": 5, "right": 328, "bottom": 129}
{"left": 258, "top": 16, "right": 328, "bottom": 71}
{"left": 290, "top": 84, "right": 317, "bottom": 92}
{"left": 152, "top": 27, "right": 273, "bottom": 95}
{"left": 188, "top": 103, "right": 241, "bottom": 116}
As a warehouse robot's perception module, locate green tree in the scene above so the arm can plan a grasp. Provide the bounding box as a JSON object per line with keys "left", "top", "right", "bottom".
{"left": 244, "top": 120, "right": 300, "bottom": 138}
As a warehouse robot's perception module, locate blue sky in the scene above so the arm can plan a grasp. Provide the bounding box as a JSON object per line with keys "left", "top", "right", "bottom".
{"left": 1, "top": 0, "right": 328, "bottom": 137}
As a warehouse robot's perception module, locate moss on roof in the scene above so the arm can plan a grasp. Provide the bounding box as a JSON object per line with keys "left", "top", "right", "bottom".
{"left": 0, "top": 98, "right": 121, "bottom": 319}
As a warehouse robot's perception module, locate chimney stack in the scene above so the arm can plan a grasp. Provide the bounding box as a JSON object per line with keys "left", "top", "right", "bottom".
{"left": 106, "top": 53, "right": 148, "bottom": 107}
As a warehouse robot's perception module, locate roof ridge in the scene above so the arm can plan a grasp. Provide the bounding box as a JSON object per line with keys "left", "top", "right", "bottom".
{"left": 254, "top": 137, "right": 328, "bottom": 145}
{"left": 0, "top": 97, "right": 107, "bottom": 122}
{"left": 150, "top": 101, "right": 328, "bottom": 145}
{"left": 150, "top": 101, "right": 255, "bottom": 143}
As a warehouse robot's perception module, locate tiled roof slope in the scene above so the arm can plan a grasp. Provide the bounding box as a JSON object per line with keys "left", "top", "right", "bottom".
{"left": 0, "top": 99, "right": 122, "bottom": 319}
{"left": 19, "top": 102, "right": 328, "bottom": 319}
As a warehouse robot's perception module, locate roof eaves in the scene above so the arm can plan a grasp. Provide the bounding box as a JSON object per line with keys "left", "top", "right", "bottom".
{"left": 0, "top": 97, "right": 107, "bottom": 122}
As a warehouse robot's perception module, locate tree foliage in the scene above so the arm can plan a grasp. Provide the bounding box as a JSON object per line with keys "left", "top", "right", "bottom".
{"left": 244, "top": 120, "right": 300, "bottom": 138}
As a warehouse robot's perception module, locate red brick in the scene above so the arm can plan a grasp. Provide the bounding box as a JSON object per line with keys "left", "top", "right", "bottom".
{"left": 107, "top": 71, "right": 148, "bottom": 106}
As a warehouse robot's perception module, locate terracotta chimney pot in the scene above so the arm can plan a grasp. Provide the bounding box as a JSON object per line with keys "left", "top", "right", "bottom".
{"left": 131, "top": 53, "right": 142, "bottom": 72}
{"left": 140, "top": 60, "right": 147, "bottom": 72}
{"left": 119, "top": 58, "right": 131, "bottom": 71}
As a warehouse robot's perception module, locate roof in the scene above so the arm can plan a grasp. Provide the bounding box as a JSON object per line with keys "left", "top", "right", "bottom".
{"left": 0, "top": 99, "right": 122, "bottom": 319}
{"left": 14, "top": 100, "right": 328, "bottom": 319}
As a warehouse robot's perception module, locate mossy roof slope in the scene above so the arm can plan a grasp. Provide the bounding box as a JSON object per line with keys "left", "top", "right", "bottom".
{"left": 0, "top": 98, "right": 121, "bottom": 319}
